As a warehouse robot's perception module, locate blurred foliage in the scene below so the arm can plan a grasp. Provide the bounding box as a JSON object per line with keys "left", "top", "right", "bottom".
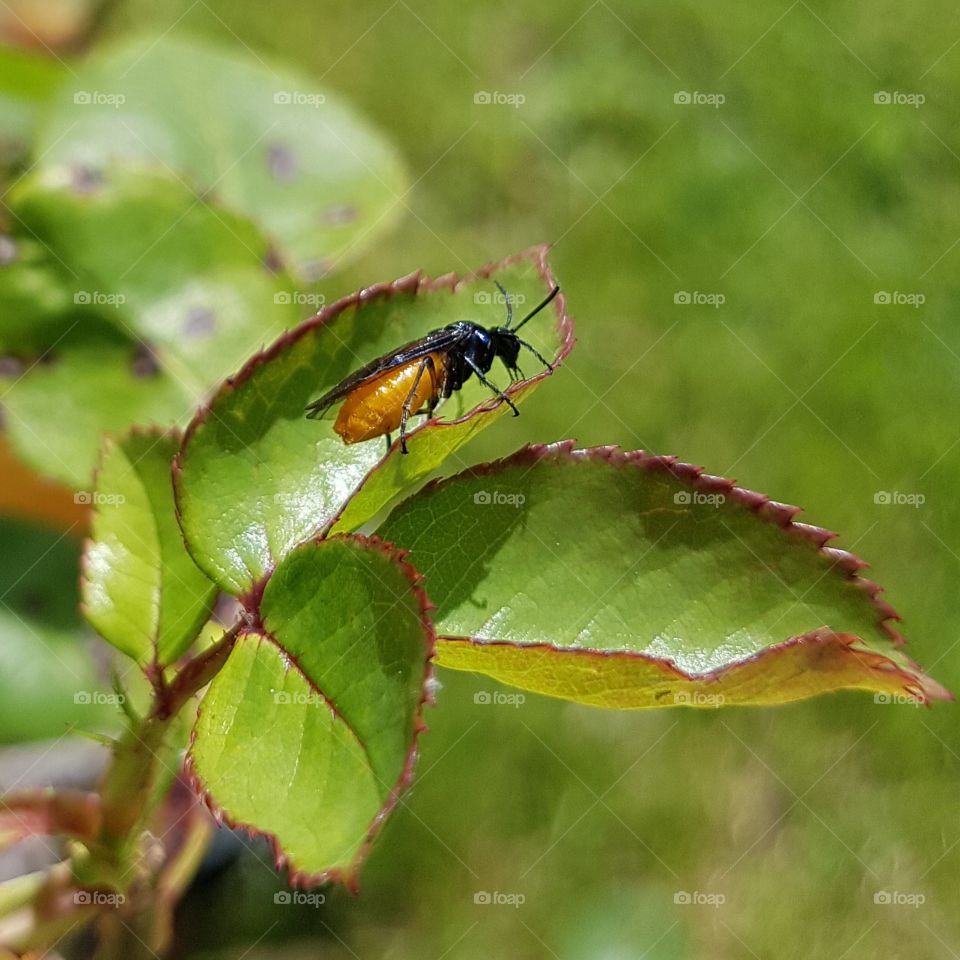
{"left": 1, "top": 0, "right": 960, "bottom": 957}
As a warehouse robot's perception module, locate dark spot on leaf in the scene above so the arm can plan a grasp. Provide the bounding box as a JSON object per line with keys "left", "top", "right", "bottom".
{"left": 301, "top": 258, "right": 333, "bottom": 282}
{"left": 267, "top": 143, "right": 298, "bottom": 182}
{"left": 0, "top": 235, "right": 17, "bottom": 265}
{"left": 132, "top": 343, "right": 161, "bottom": 378}
{"left": 0, "top": 356, "right": 23, "bottom": 378}
{"left": 184, "top": 306, "right": 216, "bottom": 338}
{"left": 320, "top": 204, "right": 358, "bottom": 226}
{"left": 263, "top": 245, "right": 284, "bottom": 275}
{"left": 70, "top": 165, "right": 104, "bottom": 195}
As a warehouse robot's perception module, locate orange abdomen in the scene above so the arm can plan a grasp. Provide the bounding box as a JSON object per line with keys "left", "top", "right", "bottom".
{"left": 334, "top": 352, "right": 446, "bottom": 444}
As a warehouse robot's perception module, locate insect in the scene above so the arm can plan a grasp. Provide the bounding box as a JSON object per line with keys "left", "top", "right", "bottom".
{"left": 305, "top": 282, "right": 560, "bottom": 454}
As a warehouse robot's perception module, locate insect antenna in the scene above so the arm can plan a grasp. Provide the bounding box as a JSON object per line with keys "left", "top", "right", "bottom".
{"left": 494, "top": 280, "right": 513, "bottom": 327}
{"left": 511, "top": 285, "right": 560, "bottom": 332}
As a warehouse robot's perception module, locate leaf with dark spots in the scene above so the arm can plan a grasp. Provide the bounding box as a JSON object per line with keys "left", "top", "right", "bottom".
{"left": 32, "top": 35, "right": 408, "bottom": 279}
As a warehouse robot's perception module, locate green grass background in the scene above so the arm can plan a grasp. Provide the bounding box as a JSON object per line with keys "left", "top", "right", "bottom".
{"left": 14, "top": 0, "right": 960, "bottom": 956}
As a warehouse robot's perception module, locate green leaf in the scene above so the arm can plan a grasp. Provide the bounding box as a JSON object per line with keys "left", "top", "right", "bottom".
{"left": 189, "top": 536, "right": 433, "bottom": 887}
{"left": 33, "top": 34, "right": 407, "bottom": 278}
{"left": 0, "top": 519, "right": 115, "bottom": 743}
{"left": 175, "top": 246, "right": 571, "bottom": 596}
{"left": 81, "top": 428, "right": 216, "bottom": 665}
{"left": 377, "top": 442, "right": 949, "bottom": 708}
{"left": 2, "top": 163, "right": 304, "bottom": 485}
{"left": 0, "top": 46, "right": 65, "bottom": 162}
{"left": 1, "top": 325, "right": 192, "bottom": 488}
{"left": 9, "top": 166, "right": 302, "bottom": 388}
{"left": 0, "top": 236, "right": 80, "bottom": 352}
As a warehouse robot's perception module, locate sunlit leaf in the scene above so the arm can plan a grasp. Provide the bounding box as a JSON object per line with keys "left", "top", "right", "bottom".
{"left": 81, "top": 428, "right": 216, "bottom": 665}
{"left": 176, "top": 246, "right": 571, "bottom": 595}
{"left": 189, "top": 536, "right": 433, "bottom": 887}
{"left": 377, "top": 442, "right": 949, "bottom": 707}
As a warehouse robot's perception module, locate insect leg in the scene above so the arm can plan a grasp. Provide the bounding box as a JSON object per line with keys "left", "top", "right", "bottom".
{"left": 464, "top": 356, "right": 520, "bottom": 416}
{"left": 385, "top": 433, "right": 393, "bottom": 455}
{"left": 400, "top": 356, "right": 435, "bottom": 454}
{"left": 515, "top": 337, "right": 554, "bottom": 372}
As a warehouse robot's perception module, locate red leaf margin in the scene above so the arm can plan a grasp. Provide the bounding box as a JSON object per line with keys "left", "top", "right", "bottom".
{"left": 184, "top": 533, "right": 438, "bottom": 892}
{"left": 388, "top": 440, "right": 952, "bottom": 706}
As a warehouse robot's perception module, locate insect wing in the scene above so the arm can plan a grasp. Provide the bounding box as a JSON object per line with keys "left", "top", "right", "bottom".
{"left": 305, "top": 327, "right": 467, "bottom": 420}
